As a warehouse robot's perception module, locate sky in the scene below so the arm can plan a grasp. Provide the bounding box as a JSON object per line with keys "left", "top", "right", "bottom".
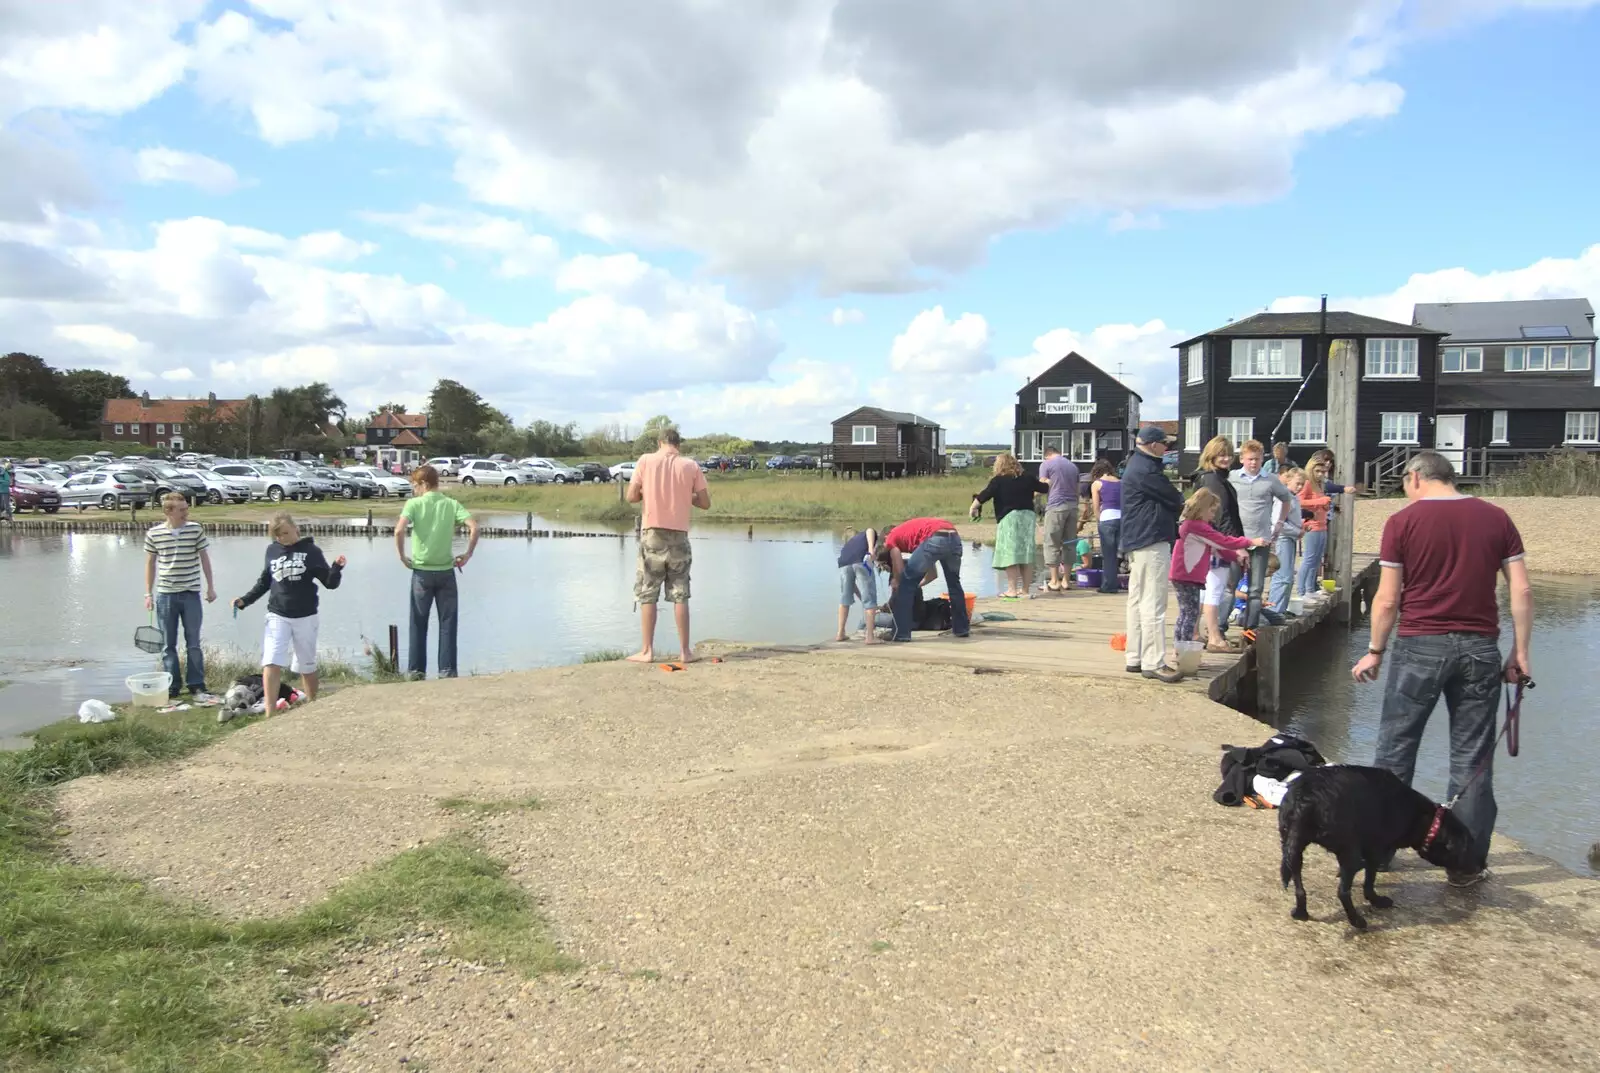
{"left": 3, "top": 0, "right": 1599, "bottom": 443}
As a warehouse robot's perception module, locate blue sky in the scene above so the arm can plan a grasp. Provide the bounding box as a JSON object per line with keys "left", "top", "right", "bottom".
{"left": 2, "top": 0, "right": 1598, "bottom": 441}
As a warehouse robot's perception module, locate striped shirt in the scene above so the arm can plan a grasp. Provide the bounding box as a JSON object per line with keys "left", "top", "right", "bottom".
{"left": 144, "top": 521, "right": 210, "bottom": 594}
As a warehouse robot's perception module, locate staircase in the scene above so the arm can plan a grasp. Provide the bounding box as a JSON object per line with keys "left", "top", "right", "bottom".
{"left": 1364, "top": 445, "right": 1415, "bottom": 497}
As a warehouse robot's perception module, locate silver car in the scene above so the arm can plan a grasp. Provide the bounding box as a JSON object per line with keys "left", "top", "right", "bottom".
{"left": 181, "top": 468, "right": 252, "bottom": 505}
{"left": 58, "top": 470, "right": 154, "bottom": 510}
{"left": 209, "top": 463, "right": 313, "bottom": 503}
{"left": 517, "top": 457, "right": 582, "bottom": 483}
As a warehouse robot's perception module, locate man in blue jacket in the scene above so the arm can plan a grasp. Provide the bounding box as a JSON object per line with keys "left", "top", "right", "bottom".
{"left": 1122, "top": 427, "right": 1186, "bottom": 683}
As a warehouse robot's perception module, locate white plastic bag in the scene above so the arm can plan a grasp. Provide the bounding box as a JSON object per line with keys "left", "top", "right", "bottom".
{"left": 78, "top": 699, "right": 117, "bottom": 724}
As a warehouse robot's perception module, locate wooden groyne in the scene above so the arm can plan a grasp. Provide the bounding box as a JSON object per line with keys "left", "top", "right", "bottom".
{"left": 5, "top": 515, "right": 626, "bottom": 540}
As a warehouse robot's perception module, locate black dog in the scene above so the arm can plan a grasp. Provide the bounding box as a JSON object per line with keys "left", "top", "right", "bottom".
{"left": 1278, "top": 765, "right": 1477, "bottom": 929}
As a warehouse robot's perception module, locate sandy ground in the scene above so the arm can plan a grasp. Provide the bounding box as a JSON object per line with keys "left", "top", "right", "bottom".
{"left": 1352, "top": 496, "right": 1600, "bottom": 575}
{"left": 57, "top": 653, "right": 1600, "bottom": 1072}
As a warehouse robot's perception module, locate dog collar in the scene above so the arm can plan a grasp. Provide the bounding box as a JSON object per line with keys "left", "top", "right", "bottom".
{"left": 1421, "top": 805, "right": 1446, "bottom": 853}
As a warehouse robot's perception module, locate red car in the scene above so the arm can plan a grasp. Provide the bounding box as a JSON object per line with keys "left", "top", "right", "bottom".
{"left": 9, "top": 479, "right": 61, "bottom": 513}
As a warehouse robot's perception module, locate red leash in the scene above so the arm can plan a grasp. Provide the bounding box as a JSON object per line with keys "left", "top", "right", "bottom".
{"left": 1444, "top": 676, "right": 1531, "bottom": 809}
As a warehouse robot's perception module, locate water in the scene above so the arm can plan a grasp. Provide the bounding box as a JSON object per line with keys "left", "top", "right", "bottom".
{"left": 1276, "top": 577, "right": 1600, "bottom": 877}
{"left": 0, "top": 520, "right": 1005, "bottom": 739}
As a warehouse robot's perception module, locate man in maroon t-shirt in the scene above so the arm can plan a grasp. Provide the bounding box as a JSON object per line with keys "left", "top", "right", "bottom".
{"left": 1351, "top": 451, "right": 1532, "bottom": 887}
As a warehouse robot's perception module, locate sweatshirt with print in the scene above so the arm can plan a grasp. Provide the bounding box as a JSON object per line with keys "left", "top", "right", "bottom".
{"left": 238, "top": 537, "right": 343, "bottom": 619}
{"left": 1170, "top": 519, "right": 1256, "bottom": 586}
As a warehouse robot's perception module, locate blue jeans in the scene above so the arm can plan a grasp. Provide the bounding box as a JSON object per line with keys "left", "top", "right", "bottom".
{"left": 409, "top": 569, "right": 459, "bottom": 678}
{"left": 1270, "top": 535, "right": 1298, "bottom": 614}
{"left": 890, "top": 532, "right": 969, "bottom": 641}
{"left": 1097, "top": 519, "right": 1121, "bottom": 592}
{"left": 838, "top": 563, "right": 878, "bottom": 609}
{"left": 155, "top": 590, "right": 205, "bottom": 696}
{"left": 1373, "top": 633, "right": 1503, "bottom": 872}
{"left": 1297, "top": 529, "right": 1327, "bottom": 595}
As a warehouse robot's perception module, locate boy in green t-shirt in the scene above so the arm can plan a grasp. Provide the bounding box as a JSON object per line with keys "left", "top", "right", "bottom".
{"left": 394, "top": 465, "right": 479, "bottom": 678}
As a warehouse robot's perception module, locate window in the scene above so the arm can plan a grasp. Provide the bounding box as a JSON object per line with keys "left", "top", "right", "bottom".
{"left": 1522, "top": 324, "right": 1571, "bottom": 338}
{"left": 1185, "top": 342, "right": 1205, "bottom": 384}
{"left": 1441, "top": 347, "right": 1482, "bottom": 373}
{"left": 172, "top": 423, "right": 182, "bottom": 433}
{"left": 1550, "top": 346, "right": 1569, "bottom": 371}
{"left": 157, "top": 441, "right": 166, "bottom": 449}
{"left": 1216, "top": 417, "right": 1253, "bottom": 447}
{"left": 1040, "top": 431, "right": 1065, "bottom": 456}
{"left": 851, "top": 425, "right": 876, "bottom": 445}
{"left": 1017, "top": 430, "right": 1042, "bottom": 461}
{"left": 1566, "top": 411, "right": 1600, "bottom": 444}
{"left": 114, "top": 423, "right": 124, "bottom": 435}
{"left": 1491, "top": 410, "right": 1509, "bottom": 445}
{"left": 1526, "top": 346, "right": 1547, "bottom": 371}
{"left": 1230, "top": 339, "right": 1301, "bottom": 379}
{"left": 1072, "top": 383, "right": 1092, "bottom": 405}
{"left": 1506, "top": 346, "right": 1524, "bottom": 372}
{"left": 1573, "top": 344, "right": 1593, "bottom": 371}
{"left": 155, "top": 423, "right": 165, "bottom": 434}
{"left": 1184, "top": 416, "right": 1202, "bottom": 452}
{"left": 1365, "top": 338, "right": 1418, "bottom": 378}
{"left": 1070, "top": 430, "right": 1096, "bottom": 462}
{"left": 130, "top": 424, "right": 140, "bottom": 434}
{"left": 1099, "top": 431, "right": 1123, "bottom": 451}
{"left": 1290, "top": 410, "right": 1327, "bottom": 444}
{"left": 1380, "top": 412, "right": 1420, "bottom": 445}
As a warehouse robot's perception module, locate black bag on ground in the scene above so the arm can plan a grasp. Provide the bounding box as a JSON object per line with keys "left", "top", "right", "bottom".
{"left": 234, "top": 673, "right": 296, "bottom": 706}
{"left": 1214, "top": 734, "right": 1327, "bottom": 806}
{"left": 909, "top": 589, "right": 953, "bottom": 631}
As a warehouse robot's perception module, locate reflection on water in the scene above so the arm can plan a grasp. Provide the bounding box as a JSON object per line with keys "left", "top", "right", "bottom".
{"left": 0, "top": 525, "right": 1006, "bottom": 738}
{"left": 1276, "top": 577, "right": 1600, "bottom": 877}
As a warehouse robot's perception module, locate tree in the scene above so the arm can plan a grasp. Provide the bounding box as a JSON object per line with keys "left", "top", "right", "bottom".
{"left": 527, "top": 419, "right": 582, "bottom": 457}
{"left": 426, "top": 379, "right": 492, "bottom": 454}
{"left": 633, "top": 414, "right": 678, "bottom": 455}
{"left": 183, "top": 404, "right": 243, "bottom": 455}
{"left": 0, "top": 401, "right": 67, "bottom": 439}
{"left": 0, "top": 353, "right": 60, "bottom": 415}
{"left": 583, "top": 422, "right": 632, "bottom": 456}
{"left": 56, "top": 369, "right": 135, "bottom": 432}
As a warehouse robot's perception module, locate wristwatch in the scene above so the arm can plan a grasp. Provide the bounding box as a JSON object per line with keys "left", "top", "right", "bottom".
{"left": 1367, "top": 646, "right": 1385, "bottom": 657}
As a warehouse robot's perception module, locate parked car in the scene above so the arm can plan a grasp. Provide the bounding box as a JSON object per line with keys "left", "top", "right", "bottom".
{"left": 458, "top": 459, "right": 521, "bottom": 486}
{"left": 9, "top": 477, "right": 61, "bottom": 513}
{"left": 765, "top": 454, "right": 794, "bottom": 470}
{"left": 488, "top": 453, "right": 513, "bottom": 463}
{"left": 132, "top": 463, "right": 209, "bottom": 503}
{"left": 58, "top": 470, "right": 153, "bottom": 510}
{"left": 68, "top": 454, "right": 99, "bottom": 466}
{"left": 793, "top": 454, "right": 818, "bottom": 469}
{"left": 310, "top": 466, "right": 377, "bottom": 499}
{"left": 179, "top": 469, "right": 252, "bottom": 505}
{"left": 295, "top": 469, "right": 344, "bottom": 500}
{"left": 423, "top": 456, "right": 464, "bottom": 477}
{"left": 341, "top": 466, "right": 413, "bottom": 497}
{"left": 517, "top": 457, "right": 583, "bottom": 483}
{"left": 609, "top": 460, "right": 636, "bottom": 483}
{"left": 730, "top": 454, "right": 755, "bottom": 470}
{"left": 209, "top": 463, "right": 313, "bottom": 503}
{"left": 948, "top": 450, "right": 973, "bottom": 470}
{"left": 11, "top": 466, "right": 66, "bottom": 490}
{"left": 509, "top": 463, "right": 555, "bottom": 485}
{"left": 574, "top": 462, "right": 611, "bottom": 483}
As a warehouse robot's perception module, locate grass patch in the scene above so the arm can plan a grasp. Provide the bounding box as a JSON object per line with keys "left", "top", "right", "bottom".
{"left": 869, "top": 940, "right": 894, "bottom": 954}
{"left": 0, "top": 701, "right": 570, "bottom": 1071}
{"left": 436, "top": 796, "right": 544, "bottom": 816}
{"left": 1486, "top": 449, "right": 1600, "bottom": 497}
{"left": 628, "top": 968, "right": 662, "bottom": 981}
{"left": 581, "top": 649, "right": 627, "bottom": 664}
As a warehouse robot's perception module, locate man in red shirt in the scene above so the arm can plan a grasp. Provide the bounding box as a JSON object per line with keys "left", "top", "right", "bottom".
{"left": 1351, "top": 451, "right": 1532, "bottom": 887}
{"left": 878, "top": 517, "right": 969, "bottom": 641}
{"left": 626, "top": 427, "right": 711, "bottom": 663}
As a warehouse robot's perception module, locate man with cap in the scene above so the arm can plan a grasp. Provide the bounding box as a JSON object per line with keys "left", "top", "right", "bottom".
{"left": 1121, "top": 427, "right": 1185, "bottom": 683}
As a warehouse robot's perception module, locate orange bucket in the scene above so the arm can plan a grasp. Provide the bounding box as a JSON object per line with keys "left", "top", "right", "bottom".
{"left": 1110, "top": 633, "right": 1127, "bottom": 652}
{"left": 964, "top": 592, "right": 977, "bottom": 617}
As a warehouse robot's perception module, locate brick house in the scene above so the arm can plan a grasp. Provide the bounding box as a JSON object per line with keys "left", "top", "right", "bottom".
{"left": 365, "top": 411, "right": 429, "bottom": 445}
{"left": 101, "top": 393, "right": 241, "bottom": 450}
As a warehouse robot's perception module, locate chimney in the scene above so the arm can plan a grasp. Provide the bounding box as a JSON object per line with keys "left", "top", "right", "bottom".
{"left": 140, "top": 391, "right": 151, "bottom": 409}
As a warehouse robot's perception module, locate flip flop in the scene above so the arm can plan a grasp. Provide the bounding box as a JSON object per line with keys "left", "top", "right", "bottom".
{"left": 658, "top": 662, "right": 685, "bottom": 673}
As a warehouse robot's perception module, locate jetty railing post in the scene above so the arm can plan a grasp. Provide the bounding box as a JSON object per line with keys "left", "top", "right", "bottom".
{"left": 388, "top": 624, "right": 399, "bottom": 671}
{"left": 1256, "top": 625, "right": 1282, "bottom": 714}
{"left": 366, "top": 508, "right": 373, "bottom": 529}
{"left": 1325, "top": 326, "right": 1359, "bottom": 627}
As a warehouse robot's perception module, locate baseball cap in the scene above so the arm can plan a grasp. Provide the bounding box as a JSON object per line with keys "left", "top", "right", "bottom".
{"left": 1136, "top": 426, "right": 1172, "bottom": 445}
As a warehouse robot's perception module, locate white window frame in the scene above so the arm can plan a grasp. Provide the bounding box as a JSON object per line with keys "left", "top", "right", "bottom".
{"left": 1216, "top": 417, "right": 1254, "bottom": 448}
{"left": 1185, "top": 342, "right": 1204, "bottom": 384}
{"left": 1441, "top": 346, "right": 1482, "bottom": 374}
{"left": 1072, "top": 383, "right": 1092, "bottom": 405}
{"left": 1365, "top": 338, "right": 1419, "bottom": 379}
{"left": 1379, "top": 412, "right": 1420, "bottom": 445}
{"left": 851, "top": 425, "right": 876, "bottom": 446}
{"left": 1572, "top": 343, "right": 1593, "bottom": 371}
{"left": 155, "top": 423, "right": 165, "bottom": 434}
{"left": 1070, "top": 429, "right": 1096, "bottom": 463}
{"left": 114, "top": 423, "right": 124, "bottom": 435}
{"left": 130, "top": 423, "right": 140, "bottom": 434}
{"left": 1183, "top": 416, "right": 1202, "bottom": 452}
{"left": 1017, "top": 430, "right": 1042, "bottom": 462}
{"left": 1565, "top": 411, "right": 1600, "bottom": 445}
{"left": 172, "top": 423, "right": 182, "bottom": 433}
{"left": 1041, "top": 431, "right": 1065, "bottom": 457}
{"left": 1550, "top": 345, "right": 1570, "bottom": 371}
{"left": 1038, "top": 387, "right": 1069, "bottom": 406}
{"left": 1230, "top": 339, "right": 1302, "bottom": 380}
{"left": 1491, "top": 410, "right": 1509, "bottom": 445}
{"left": 1289, "top": 410, "right": 1327, "bottom": 445}
{"left": 1099, "top": 431, "right": 1123, "bottom": 451}
{"left": 1505, "top": 346, "right": 1524, "bottom": 372}
{"left": 1526, "top": 345, "right": 1547, "bottom": 371}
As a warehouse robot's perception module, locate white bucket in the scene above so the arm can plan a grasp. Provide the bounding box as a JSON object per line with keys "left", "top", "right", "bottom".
{"left": 1175, "top": 641, "right": 1205, "bottom": 676}
{"left": 127, "top": 671, "right": 172, "bottom": 708}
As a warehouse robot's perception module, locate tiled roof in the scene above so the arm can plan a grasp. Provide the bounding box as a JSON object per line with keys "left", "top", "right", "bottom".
{"left": 389, "top": 429, "right": 424, "bottom": 445}
{"left": 368, "top": 411, "right": 428, "bottom": 429}
{"left": 103, "top": 398, "right": 243, "bottom": 423}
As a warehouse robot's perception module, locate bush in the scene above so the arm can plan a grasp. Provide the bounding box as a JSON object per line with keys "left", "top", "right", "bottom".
{"left": 0, "top": 438, "right": 129, "bottom": 461}
{"left": 1486, "top": 449, "right": 1600, "bottom": 497}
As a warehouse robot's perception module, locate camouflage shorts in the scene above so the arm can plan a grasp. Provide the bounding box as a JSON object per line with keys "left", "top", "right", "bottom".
{"left": 635, "top": 527, "right": 693, "bottom": 604}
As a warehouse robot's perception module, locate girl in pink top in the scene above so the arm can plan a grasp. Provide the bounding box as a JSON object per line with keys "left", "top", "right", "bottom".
{"left": 1169, "top": 487, "right": 1264, "bottom": 649}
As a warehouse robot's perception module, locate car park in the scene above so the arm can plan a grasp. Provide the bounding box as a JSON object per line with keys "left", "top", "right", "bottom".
{"left": 423, "top": 456, "right": 464, "bottom": 476}
{"left": 509, "top": 463, "right": 554, "bottom": 484}
{"left": 179, "top": 469, "right": 253, "bottom": 505}
{"left": 58, "top": 470, "right": 153, "bottom": 510}
{"left": 517, "top": 457, "right": 583, "bottom": 483}
{"left": 209, "top": 463, "right": 313, "bottom": 503}
{"left": 457, "top": 459, "right": 522, "bottom": 486}
{"left": 792, "top": 454, "right": 818, "bottom": 469}
{"left": 11, "top": 466, "right": 66, "bottom": 490}
{"left": 131, "top": 463, "right": 209, "bottom": 503}
{"left": 609, "top": 460, "right": 636, "bottom": 483}
{"left": 574, "top": 462, "right": 611, "bottom": 483}
{"left": 8, "top": 476, "right": 61, "bottom": 513}
{"left": 731, "top": 454, "right": 755, "bottom": 470}
{"left": 765, "top": 454, "right": 794, "bottom": 469}
{"left": 341, "top": 466, "right": 413, "bottom": 496}
{"left": 310, "top": 466, "right": 378, "bottom": 499}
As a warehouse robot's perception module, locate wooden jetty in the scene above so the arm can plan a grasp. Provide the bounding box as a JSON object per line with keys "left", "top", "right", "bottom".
{"left": 4, "top": 514, "right": 624, "bottom": 541}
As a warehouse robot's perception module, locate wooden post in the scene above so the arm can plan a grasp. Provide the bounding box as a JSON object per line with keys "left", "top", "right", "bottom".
{"left": 526, "top": 511, "right": 533, "bottom": 533}
{"left": 1255, "top": 625, "right": 1283, "bottom": 714}
{"left": 1326, "top": 336, "right": 1359, "bottom": 625}
{"left": 387, "top": 624, "right": 399, "bottom": 670}
{"left": 366, "top": 508, "right": 373, "bottom": 528}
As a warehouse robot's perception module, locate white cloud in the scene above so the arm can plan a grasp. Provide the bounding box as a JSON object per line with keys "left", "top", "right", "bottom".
{"left": 830, "top": 307, "right": 865, "bottom": 326}
{"left": 1002, "top": 320, "right": 1188, "bottom": 423}
{"left": 161, "top": 366, "right": 195, "bottom": 381}
{"left": 889, "top": 306, "right": 992, "bottom": 375}
{"left": 134, "top": 147, "right": 241, "bottom": 194}
{"left": 53, "top": 323, "right": 150, "bottom": 352}
{"left": 361, "top": 205, "right": 558, "bottom": 277}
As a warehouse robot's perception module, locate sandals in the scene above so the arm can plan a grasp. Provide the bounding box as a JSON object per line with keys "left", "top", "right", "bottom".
{"left": 1205, "top": 640, "right": 1239, "bottom": 654}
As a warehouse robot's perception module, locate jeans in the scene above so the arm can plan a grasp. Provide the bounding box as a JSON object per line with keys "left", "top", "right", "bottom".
{"left": 1097, "top": 519, "right": 1121, "bottom": 592}
{"left": 890, "top": 532, "right": 969, "bottom": 641}
{"left": 409, "top": 569, "right": 460, "bottom": 678}
{"left": 1270, "top": 535, "right": 1298, "bottom": 614}
{"left": 1297, "top": 529, "right": 1328, "bottom": 596}
{"left": 1373, "top": 633, "right": 1504, "bottom": 872}
{"left": 1240, "top": 546, "right": 1270, "bottom": 630}
{"left": 155, "top": 590, "right": 205, "bottom": 696}
{"left": 838, "top": 563, "right": 878, "bottom": 608}
{"left": 1124, "top": 543, "right": 1171, "bottom": 671}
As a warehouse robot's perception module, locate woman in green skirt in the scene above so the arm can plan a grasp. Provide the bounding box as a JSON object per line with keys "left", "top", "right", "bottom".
{"left": 971, "top": 452, "right": 1049, "bottom": 598}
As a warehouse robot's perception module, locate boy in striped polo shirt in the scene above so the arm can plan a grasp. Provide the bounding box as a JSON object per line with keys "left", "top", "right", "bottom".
{"left": 144, "top": 492, "right": 218, "bottom": 699}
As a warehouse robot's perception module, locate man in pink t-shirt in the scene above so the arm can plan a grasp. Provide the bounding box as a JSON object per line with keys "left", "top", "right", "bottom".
{"left": 626, "top": 426, "right": 711, "bottom": 663}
